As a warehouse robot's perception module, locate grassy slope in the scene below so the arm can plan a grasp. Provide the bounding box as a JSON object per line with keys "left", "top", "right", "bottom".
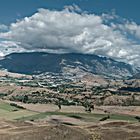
{"left": 0, "top": 101, "right": 137, "bottom": 122}
{"left": 0, "top": 101, "right": 37, "bottom": 120}
{"left": 17, "top": 111, "right": 137, "bottom": 122}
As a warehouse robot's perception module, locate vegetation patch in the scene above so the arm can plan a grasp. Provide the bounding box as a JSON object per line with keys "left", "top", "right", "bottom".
{"left": 16, "top": 111, "right": 137, "bottom": 123}
{"left": 0, "top": 101, "right": 37, "bottom": 120}
{"left": 67, "top": 115, "right": 83, "bottom": 119}
{"left": 10, "top": 103, "right": 26, "bottom": 109}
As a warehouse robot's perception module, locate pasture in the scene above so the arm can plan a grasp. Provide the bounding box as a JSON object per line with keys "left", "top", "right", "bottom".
{"left": 0, "top": 101, "right": 37, "bottom": 120}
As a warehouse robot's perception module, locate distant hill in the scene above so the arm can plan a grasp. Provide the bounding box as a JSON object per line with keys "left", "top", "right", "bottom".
{"left": 0, "top": 52, "right": 137, "bottom": 78}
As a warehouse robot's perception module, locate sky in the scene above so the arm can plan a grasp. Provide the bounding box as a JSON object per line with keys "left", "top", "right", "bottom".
{"left": 0, "top": 0, "right": 140, "bottom": 67}
{"left": 0, "top": 0, "right": 140, "bottom": 24}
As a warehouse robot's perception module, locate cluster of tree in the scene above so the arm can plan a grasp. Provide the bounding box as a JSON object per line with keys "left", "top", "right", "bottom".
{"left": 82, "top": 101, "right": 94, "bottom": 113}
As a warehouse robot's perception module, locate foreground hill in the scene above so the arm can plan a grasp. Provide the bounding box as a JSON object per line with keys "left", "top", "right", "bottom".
{"left": 0, "top": 52, "right": 137, "bottom": 78}
{"left": 0, "top": 120, "right": 92, "bottom": 140}
{"left": 0, "top": 119, "right": 140, "bottom": 140}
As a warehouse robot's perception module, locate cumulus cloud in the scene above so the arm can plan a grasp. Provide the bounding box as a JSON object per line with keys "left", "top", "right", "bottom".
{"left": 0, "top": 24, "right": 8, "bottom": 32}
{"left": 0, "top": 40, "right": 24, "bottom": 57}
{"left": 0, "top": 6, "right": 140, "bottom": 66}
{"left": 122, "top": 22, "right": 140, "bottom": 39}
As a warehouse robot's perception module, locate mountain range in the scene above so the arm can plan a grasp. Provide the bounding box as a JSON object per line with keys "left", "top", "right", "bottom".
{"left": 0, "top": 52, "right": 138, "bottom": 79}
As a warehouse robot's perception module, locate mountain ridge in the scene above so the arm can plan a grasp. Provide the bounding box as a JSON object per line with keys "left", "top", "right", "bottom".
{"left": 0, "top": 52, "right": 138, "bottom": 78}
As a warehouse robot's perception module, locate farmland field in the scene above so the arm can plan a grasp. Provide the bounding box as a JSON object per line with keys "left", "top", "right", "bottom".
{"left": 0, "top": 101, "right": 37, "bottom": 120}
{"left": 0, "top": 100, "right": 140, "bottom": 140}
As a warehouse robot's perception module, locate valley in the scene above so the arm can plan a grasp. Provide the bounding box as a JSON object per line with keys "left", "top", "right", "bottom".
{"left": 0, "top": 67, "right": 139, "bottom": 140}
{"left": 1, "top": 0, "right": 140, "bottom": 139}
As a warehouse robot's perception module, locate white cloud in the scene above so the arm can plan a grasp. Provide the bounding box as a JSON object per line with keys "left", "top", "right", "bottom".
{"left": 0, "top": 40, "right": 25, "bottom": 57}
{"left": 0, "top": 7, "right": 140, "bottom": 66}
{"left": 0, "top": 24, "right": 8, "bottom": 32}
{"left": 64, "top": 4, "right": 82, "bottom": 13}
{"left": 124, "top": 22, "right": 140, "bottom": 38}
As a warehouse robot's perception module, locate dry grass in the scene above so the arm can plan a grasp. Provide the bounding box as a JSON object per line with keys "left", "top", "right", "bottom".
{"left": 86, "top": 121, "right": 140, "bottom": 140}
{"left": 0, "top": 120, "right": 92, "bottom": 140}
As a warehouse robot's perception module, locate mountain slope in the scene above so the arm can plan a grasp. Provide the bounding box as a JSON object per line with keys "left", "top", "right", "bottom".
{"left": 0, "top": 52, "right": 137, "bottom": 78}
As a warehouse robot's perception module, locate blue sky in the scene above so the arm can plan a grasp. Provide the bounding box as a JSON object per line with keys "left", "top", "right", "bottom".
{"left": 0, "top": 0, "right": 140, "bottom": 67}
{"left": 0, "top": 0, "right": 140, "bottom": 24}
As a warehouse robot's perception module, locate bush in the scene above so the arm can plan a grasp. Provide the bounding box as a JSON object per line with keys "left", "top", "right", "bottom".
{"left": 10, "top": 103, "right": 26, "bottom": 109}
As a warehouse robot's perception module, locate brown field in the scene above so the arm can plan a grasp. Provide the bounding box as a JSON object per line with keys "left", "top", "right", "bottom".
{"left": 0, "top": 119, "right": 140, "bottom": 140}
{"left": 0, "top": 120, "right": 92, "bottom": 140}
{"left": 86, "top": 121, "right": 140, "bottom": 140}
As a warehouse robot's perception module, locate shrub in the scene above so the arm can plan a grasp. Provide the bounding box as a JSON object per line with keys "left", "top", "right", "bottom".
{"left": 10, "top": 103, "right": 26, "bottom": 109}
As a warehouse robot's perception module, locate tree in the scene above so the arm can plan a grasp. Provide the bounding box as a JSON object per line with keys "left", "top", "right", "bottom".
{"left": 23, "top": 95, "right": 28, "bottom": 103}
{"left": 58, "top": 104, "right": 61, "bottom": 110}
{"left": 83, "top": 101, "right": 94, "bottom": 113}
{"left": 56, "top": 101, "right": 61, "bottom": 110}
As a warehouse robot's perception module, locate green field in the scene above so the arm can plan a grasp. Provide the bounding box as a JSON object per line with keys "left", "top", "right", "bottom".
{"left": 0, "top": 101, "right": 37, "bottom": 120}
{"left": 16, "top": 111, "right": 137, "bottom": 122}
{"left": 0, "top": 101, "right": 138, "bottom": 123}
